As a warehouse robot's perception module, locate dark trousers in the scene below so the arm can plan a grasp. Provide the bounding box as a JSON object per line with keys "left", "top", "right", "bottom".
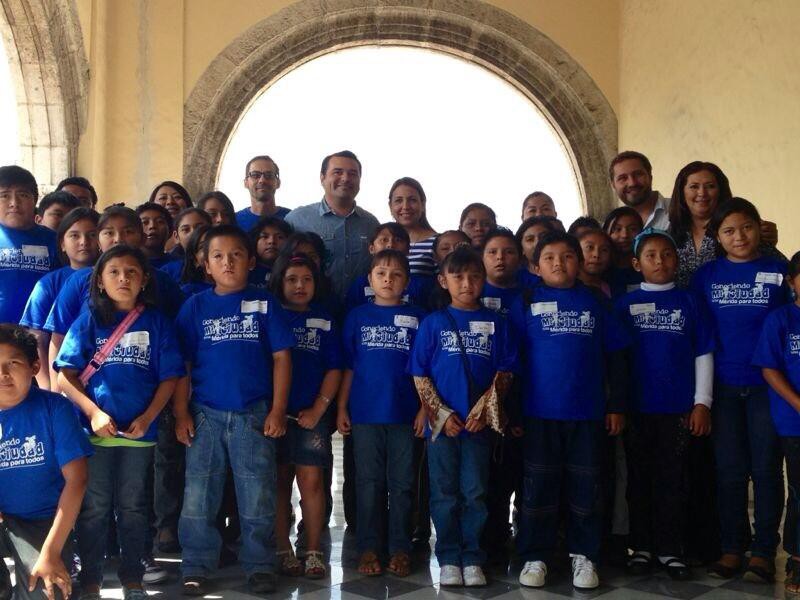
{"left": 482, "top": 432, "right": 522, "bottom": 554}
{"left": 412, "top": 437, "right": 431, "bottom": 539}
{"left": 517, "top": 418, "right": 604, "bottom": 563}
{"left": 685, "top": 435, "right": 720, "bottom": 563}
{"left": 713, "top": 384, "right": 783, "bottom": 558}
{"left": 625, "top": 412, "right": 689, "bottom": 557}
{"left": 0, "top": 516, "right": 72, "bottom": 600}
{"left": 154, "top": 411, "right": 185, "bottom": 534}
{"left": 782, "top": 437, "right": 800, "bottom": 557}
{"left": 343, "top": 434, "right": 357, "bottom": 529}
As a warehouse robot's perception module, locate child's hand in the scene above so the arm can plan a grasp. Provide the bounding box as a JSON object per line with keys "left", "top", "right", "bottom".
{"left": 121, "top": 414, "right": 153, "bottom": 440}
{"left": 174, "top": 411, "right": 195, "bottom": 447}
{"left": 90, "top": 410, "right": 117, "bottom": 437}
{"left": 413, "top": 408, "right": 427, "bottom": 438}
{"left": 605, "top": 413, "right": 625, "bottom": 436}
{"left": 337, "top": 410, "right": 351, "bottom": 436}
{"left": 264, "top": 409, "right": 287, "bottom": 438}
{"left": 298, "top": 407, "right": 322, "bottom": 430}
{"left": 443, "top": 414, "right": 464, "bottom": 437}
{"left": 28, "top": 549, "right": 70, "bottom": 600}
{"left": 688, "top": 405, "right": 711, "bottom": 436}
{"left": 464, "top": 416, "right": 486, "bottom": 433}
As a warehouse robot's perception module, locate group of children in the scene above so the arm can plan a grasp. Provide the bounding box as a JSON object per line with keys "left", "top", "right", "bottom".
{"left": 4, "top": 161, "right": 800, "bottom": 598}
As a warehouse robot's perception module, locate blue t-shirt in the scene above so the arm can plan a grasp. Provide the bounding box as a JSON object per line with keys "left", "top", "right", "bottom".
{"left": 615, "top": 287, "right": 715, "bottom": 414}
{"left": 691, "top": 256, "right": 789, "bottom": 386}
{"left": 517, "top": 268, "right": 542, "bottom": 291}
{"left": 248, "top": 265, "right": 272, "bottom": 289}
{"left": 343, "top": 303, "right": 427, "bottom": 424}
{"left": 181, "top": 281, "right": 213, "bottom": 297}
{"left": 45, "top": 266, "right": 186, "bottom": 335}
{"left": 0, "top": 387, "right": 92, "bottom": 520}
{"left": 283, "top": 307, "right": 343, "bottom": 414}
{"left": 176, "top": 286, "right": 295, "bottom": 411}
{"left": 0, "top": 223, "right": 59, "bottom": 323}
{"left": 510, "top": 284, "right": 630, "bottom": 420}
{"left": 752, "top": 303, "right": 800, "bottom": 436}
{"left": 481, "top": 281, "right": 524, "bottom": 316}
{"left": 235, "top": 206, "right": 291, "bottom": 232}
{"left": 19, "top": 266, "right": 76, "bottom": 330}
{"left": 159, "top": 259, "right": 184, "bottom": 283}
{"left": 55, "top": 308, "right": 186, "bottom": 442}
{"left": 408, "top": 306, "right": 517, "bottom": 427}
{"left": 150, "top": 255, "right": 179, "bottom": 270}
{"left": 344, "top": 273, "right": 433, "bottom": 313}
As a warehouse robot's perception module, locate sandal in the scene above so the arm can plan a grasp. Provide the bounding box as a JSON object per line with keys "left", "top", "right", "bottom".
{"left": 277, "top": 549, "right": 303, "bottom": 577}
{"left": 304, "top": 550, "right": 327, "bottom": 579}
{"left": 386, "top": 551, "right": 411, "bottom": 577}
{"left": 627, "top": 551, "right": 652, "bottom": 575}
{"left": 357, "top": 550, "right": 383, "bottom": 576}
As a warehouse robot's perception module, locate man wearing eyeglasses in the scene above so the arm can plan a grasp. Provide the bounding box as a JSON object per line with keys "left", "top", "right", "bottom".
{"left": 236, "top": 155, "right": 291, "bottom": 231}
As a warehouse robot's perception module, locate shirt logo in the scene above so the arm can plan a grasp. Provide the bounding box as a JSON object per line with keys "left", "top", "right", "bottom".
{"left": 0, "top": 434, "right": 46, "bottom": 470}
{"left": 0, "top": 245, "right": 51, "bottom": 273}
{"left": 294, "top": 326, "right": 321, "bottom": 352}
{"left": 95, "top": 331, "right": 152, "bottom": 368}
{"left": 711, "top": 282, "right": 771, "bottom": 305}
{"left": 790, "top": 334, "right": 800, "bottom": 356}
{"left": 632, "top": 308, "right": 686, "bottom": 332}
{"left": 540, "top": 310, "right": 595, "bottom": 335}
{"left": 202, "top": 314, "right": 260, "bottom": 343}
{"left": 440, "top": 329, "right": 493, "bottom": 358}
{"left": 360, "top": 325, "right": 412, "bottom": 351}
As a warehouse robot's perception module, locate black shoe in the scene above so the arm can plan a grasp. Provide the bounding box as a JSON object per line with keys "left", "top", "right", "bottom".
{"left": 0, "top": 561, "right": 12, "bottom": 600}
{"left": 707, "top": 559, "right": 741, "bottom": 579}
{"left": 662, "top": 558, "right": 691, "bottom": 581}
{"left": 182, "top": 577, "right": 210, "bottom": 596}
{"left": 627, "top": 551, "right": 652, "bottom": 575}
{"left": 248, "top": 572, "right": 277, "bottom": 594}
{"left": 743, "top": 562, "right": 775, "bottom": 584}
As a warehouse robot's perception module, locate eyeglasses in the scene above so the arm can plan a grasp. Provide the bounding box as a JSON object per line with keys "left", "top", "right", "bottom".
{"left": 248, "top": 171, "right": 278, "bottom": 181}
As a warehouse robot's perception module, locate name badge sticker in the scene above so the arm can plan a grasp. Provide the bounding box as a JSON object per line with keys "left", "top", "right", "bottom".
{"left": 363, "top": 286, "right": 376, "bottom": 297}
{"left": 394, "top": 315, "right": 419, "bottom": 329}
{"left": 756, "top": 272, "right": 783, "bottom": 286}
{"left": 241, "top": 299, "right": 269, "bottom": 314}
{"left": 532, "top": 302, "right": 558, "bottom": 315}
{"left": 306, "top": 318, "right": 331, "bottom": 331}
{"left": 120, "top": 331, "right": 150, "bottom": 347}
{"left": 21, "top": 245, "right": 49, "bottom": 258}
{"left": 469, "top": 321, "right": 495, "bottom": 335}
{"left": 629, "top": 302, "right": 656, "bottom": 316}
{"left": 482, "top": 297, "right": 501, "bottom": 311}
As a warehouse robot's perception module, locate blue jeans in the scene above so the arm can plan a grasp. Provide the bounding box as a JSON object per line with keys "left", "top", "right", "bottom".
{"left": 77, "top": 444, "right": 153, "bottom": 587}
{"left": 179, "top": 402, "right": 277, "bottom": 578}
{"left": 516, "top": 418, "right": 604, "bottom": 563}
{"left": 712, "top": 384, "right": 783, "bottom": 558}
{"left": 351, "top": 424, "right": 414, "bottom": 555}
{"left": 427, "top": 433, "right": 491, "bottom": 567}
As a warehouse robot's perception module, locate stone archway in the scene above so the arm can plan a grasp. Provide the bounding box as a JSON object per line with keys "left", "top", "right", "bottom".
{"left": 0, "top": 0, "right": 88, "bottom": 188}
{"left": 184, "top": 0, "right": 618, "bottom": 217}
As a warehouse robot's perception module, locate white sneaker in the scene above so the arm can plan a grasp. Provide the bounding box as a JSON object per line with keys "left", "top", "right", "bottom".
{"left": 439, "top": 564, "right": 463, "bottom": 587}
{"left": 142, "top": 556, "right": 168, "bottom": 584}
{"left": 519, "top": 560, "right": 547, "bottom": 587}
{"left": 571, "top": 554, "right": 599, "bottom": 589}
{"left": 463, "top": 565, "right": 486, "bottom": 587}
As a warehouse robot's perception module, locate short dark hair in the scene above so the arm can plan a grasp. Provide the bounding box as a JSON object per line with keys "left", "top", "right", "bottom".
{"left": 280, "top": 232, "right": 327, "bottom": 265}
{"left": 370, "top": 222, "right": 410, "bottom": 247}
{"left": 609, "top": 150, "right": 652, "bottom": 181}
{"left": 202, "top": 224, "right": 254, "bottom": 259}
{"left": 602, "top": 206, "right": 644, "bottom": 234}
{"left": 482, "top": 227, "right": 522, "bottom": 256}
{"left": 459, "top": 203, "right": 496, "bottom": 228}
{"left": 245, "top": 155, "right": 280, "bottom": 177}
{"left": 532, "top": 231, "right": 583, "bottom": 266}
{"left": 197, "top": 191, "right": 235, "bottom": 220}
{"left": 321, "top": 150, "right": 361, "bottom": 176}
{"left": 789, "top": 251, "right": 800, "bottom": 280}
{"left": 249, "top": 216, "right": 293, "bottom": 242}
{"left": 136, "top": 202, "right": 174, "bottom": 231}
{"left": 270, "top": 252, "right": 320, "bottom": 304}
{"left": 89, "top": 245, "right": 158, "bottom": 326}
{"left": 99, "top": 205, "right": 143, "bottom": 233}
{"left": 174, "top": 207, "right": 212, "bottom": 230}
{"left": 523, "top": 191, "right": 554, "bottom": 206}
{"left": 431, "top": 230, "right": 470, "bottom": 256}
{"left": 706, "top": 197, "right": 762, "bottom": 251}
{"left": 567, "top": 216, "right": 601, "bottom": 236}
{"left": 370, "top": 249, "right": 410, "bottom": 279}
{"left": 148, "top": 181, "right": 193, "bottom": 207}
{"left": 668, "top": 161, "right": 733, "bottom": 245}
{"left": 0, "top": 165, "right": 38, "bottom": 200}
{"left": 181, "top": 224, "right": 212, "bottom": 284}
{"left": 516, "top": 215, "right": 559, "bottom": 245}
{"left": 37, "top": 191, "right": 81, "bottom": 217}
{"left": 56, "top": 207, "right": 100, "bottom": 264}
{"left": 56, "top": 176, "right": 97, "bottom": 206}
{"left": 0, "top": 324, "right": 38, "bottom": 365}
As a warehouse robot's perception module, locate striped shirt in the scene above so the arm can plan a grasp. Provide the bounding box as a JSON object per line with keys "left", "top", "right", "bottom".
{"left": 409, "top": 235, "right": 437, "bottom": 277}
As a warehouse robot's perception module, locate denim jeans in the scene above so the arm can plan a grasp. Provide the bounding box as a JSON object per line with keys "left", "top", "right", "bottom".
{"left": 427, "top": 432, "right": 491, "bottom": 567}
{"left": 516, "top": 418, "right": 604, "bottom": 563}
{"left": 712, "top": 384, "right": 783, "bottom": 558}
{"left": 351, "top": 424, "right": 414, "bottom": 555}
{"left": 179, "top": 401, "right": 277, "bottom": 578}
{"left": 782, "top": 437, "right": 800, "bottom": 557}
{"left": 77, "top": 444, "right": 154, "bottom": 587}
{"left": 0, "top": 515, "right": 73, "bottom": 600}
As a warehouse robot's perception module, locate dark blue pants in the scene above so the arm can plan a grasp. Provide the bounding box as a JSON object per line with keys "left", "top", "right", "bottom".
{"left": 712, "top": 384, "right": 783, "bottom": 558}
{"left": 351, "top": 424, "right": 414, "bottom": 555}
{"left": 517, "top": 418, "right": 604, "bottom": 563}
{"left": 77, "top": 444, "right": 153, "bottom": 587}
{"left": 782, "top": 437, "right": 800, "bottom": 557}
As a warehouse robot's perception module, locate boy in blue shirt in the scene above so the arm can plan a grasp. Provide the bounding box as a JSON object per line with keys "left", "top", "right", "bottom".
{"left": 173, "top": 225, "right": 294, "bottom": 596}
{"left": 0, "top": 166, "right": 59, "bottom": 324}
{"left": 512, "top": 231, "right": 630, "bottom": 591}
{"left": 615, "top": 229, "right": 714, "bottom": 580}
{"left": 34, "top": 191, "right": 80, "bottom": 232}
{"left": 0, "top": 325, "right": 92, "bottom": 600}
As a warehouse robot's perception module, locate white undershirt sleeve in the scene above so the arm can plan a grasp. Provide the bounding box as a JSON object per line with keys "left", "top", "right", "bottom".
{"left": 694, "top": 352, "right": 714, "bottom": 408}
